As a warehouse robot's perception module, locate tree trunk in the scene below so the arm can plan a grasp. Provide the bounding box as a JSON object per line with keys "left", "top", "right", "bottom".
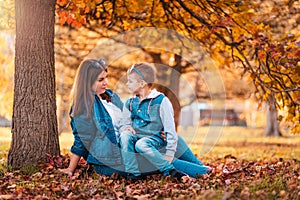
{"left": 168, "top": 55, "right": 182, "bottom": 129}
{"left": 264, "top": 96, "right": 282, "bottom": 136}
{"left": 8, "top": 0, "right": 60, "bottom": 168}
{"left": 151, "top": 53, "right": 181, "bottom": 129}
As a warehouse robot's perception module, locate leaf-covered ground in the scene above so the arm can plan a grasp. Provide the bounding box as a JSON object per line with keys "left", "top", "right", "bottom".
{"left": 0, "top": 153, "right": 299, "bottom": 200}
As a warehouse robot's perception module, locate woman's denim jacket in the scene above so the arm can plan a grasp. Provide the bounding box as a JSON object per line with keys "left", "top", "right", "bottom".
{"left": 70, "top": 89, "right": 127, "bottom": 167}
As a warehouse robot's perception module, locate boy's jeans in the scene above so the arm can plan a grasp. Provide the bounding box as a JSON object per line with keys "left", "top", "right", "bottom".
{"left": 120, "top": 131, "right": 174, "bottom": 175}
{"left": 120, "top": 132, "right": 208, "bottom": 177}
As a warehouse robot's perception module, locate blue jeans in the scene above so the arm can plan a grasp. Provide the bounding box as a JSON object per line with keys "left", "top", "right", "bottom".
{"left": 93, "top": 164, "right": 127, "bottom": 177}
{"left": 175, "top": 135, "right": 204, "bottom": 166}
{"left": 119, "top": 132, "right": 208, "bottom": 178}
{"left": 172, "top": 159, "right": 208, "bottom": 178}
{"left": 119, "top": 131, "right": 141, "bottom": 176}
{"left": 120, "top": 131, "right": 174, "bottom": 176}
{"left": 136, "top": 154, "right": 209, "bottom": 178}
{"left": 93, "top": 158, "right": 208, "bottom": 178}
{"left": 93, "top": 156, "right": 160, "bottom": 176}
{"left": 167, "top": 135, "right": 209, "bottom": 178}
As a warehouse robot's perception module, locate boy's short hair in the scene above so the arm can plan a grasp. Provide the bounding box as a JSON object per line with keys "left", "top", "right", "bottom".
{"left": 129, "top": 62, "right": 156, "bottom": 84}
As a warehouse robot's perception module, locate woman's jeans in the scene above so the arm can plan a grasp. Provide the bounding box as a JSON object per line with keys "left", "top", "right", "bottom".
{"left": 172, "top": 135, "right": 208, "bottom": 178}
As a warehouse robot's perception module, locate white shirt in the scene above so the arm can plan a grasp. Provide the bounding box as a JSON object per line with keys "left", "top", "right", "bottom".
{"left": 100, "top": 99, "right": 123, "bottom": 141}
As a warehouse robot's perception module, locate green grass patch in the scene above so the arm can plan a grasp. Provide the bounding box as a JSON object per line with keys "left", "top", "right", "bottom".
{"left": 0, "top": 163, "right": 9, "bottom": 177}
{"left": 248, "top": 175, "right": 285, "bottom": 196}
{"left": 19, "top": 164, "right": 41, "bottom": 176}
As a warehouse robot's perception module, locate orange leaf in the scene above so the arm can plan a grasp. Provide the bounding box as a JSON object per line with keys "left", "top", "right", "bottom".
{"left": 258, "top": 51, "right": 265, "bottom": 59}
{"left": 60, "top": 18, "right": 67, "bottom": 26}
{"left": 85, "top": 6, "right": 90, "bottom": 14}
{"left": 67, "top": 16, "right": 73, "bottom": 24}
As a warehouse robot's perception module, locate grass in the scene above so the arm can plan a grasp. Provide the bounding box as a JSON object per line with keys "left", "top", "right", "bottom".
{"left": 1, "top": 126, "right": 300, "bottom": 161}
{"left": 177, "top": 126, "right": 300, "bottom": 161}
{"left": 0, "top": 127, "right": 11, "bottom": 151}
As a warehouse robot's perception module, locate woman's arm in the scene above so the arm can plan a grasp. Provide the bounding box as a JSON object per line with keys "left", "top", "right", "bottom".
{"left": 59, "top": 153, "right": 81, "bottom": 176}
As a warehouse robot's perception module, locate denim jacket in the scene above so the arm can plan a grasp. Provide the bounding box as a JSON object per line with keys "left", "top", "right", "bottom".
{"left": 70, "top": 89, "right": 127, "bottom": 167}
{"left": 124, "top": 89, "right": 178, "bottom": 157}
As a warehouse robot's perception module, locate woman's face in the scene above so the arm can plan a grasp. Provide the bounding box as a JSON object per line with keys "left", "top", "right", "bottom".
{"left": 126, "top": 73, "right": 142, "bottom": 94}
{"left": 92, "top": 70, "right": 108, "bottom": 95}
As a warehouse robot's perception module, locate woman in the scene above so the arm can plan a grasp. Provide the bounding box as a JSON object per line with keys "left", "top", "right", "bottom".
{"left": 120, "top": 62, "right": 212, "bottom": 179}
{"left": 59, "top": 58, "right": 131, "bottom": 177}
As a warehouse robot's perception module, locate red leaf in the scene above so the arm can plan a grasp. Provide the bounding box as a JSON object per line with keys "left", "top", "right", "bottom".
{"left": 258, "top": 52, "right": 266, "bottom": 59}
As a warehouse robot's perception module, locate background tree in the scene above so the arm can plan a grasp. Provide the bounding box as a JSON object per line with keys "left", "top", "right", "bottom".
{"left": 8, "top": 0, "right": 60, "bottom": 168}
{"left": 0, "top": 33, "right": 14, "bottom": 120}
{"left": 56, "top": 0, "right": 300, "bottom": 135}
{"left": 0, "top": 0, "right": 14, "bottom": 30}
{"left": 54, "top": 24, "right": 209, "bottom": 130}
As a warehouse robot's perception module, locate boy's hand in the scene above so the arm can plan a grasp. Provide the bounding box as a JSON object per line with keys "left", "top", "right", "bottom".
{"left": 124, "top": 127, "right": 136, "bottom": 134}
{"left": 164, "top": 155, "right": 174, "bottom": 163}
{"left": 160, "top": 131, "right": 166, "bottom": 141}
{"left": 161, "top": 132, "right": 173, "bottom": 163}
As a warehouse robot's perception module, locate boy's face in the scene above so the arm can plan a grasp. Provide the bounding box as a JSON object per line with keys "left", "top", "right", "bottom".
{"left": 126, "top": 73, "right": 143, "bottom": 94}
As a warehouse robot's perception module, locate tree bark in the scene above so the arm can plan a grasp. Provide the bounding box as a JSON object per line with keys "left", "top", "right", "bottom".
{"left": 8, "top": 0, "right": 60, "bottom": 168}
{"left": 151, "top": 53, "right": 181, "bottom": 129}
{"left": 169, "top": 55, "right": 182, "bottom": 129}
{"left": 264, "top": 96, "right": 282, "bottom": 136}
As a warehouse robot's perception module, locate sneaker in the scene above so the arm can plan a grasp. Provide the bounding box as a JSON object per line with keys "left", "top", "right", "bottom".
{"left": 127, "top": 173, "right": 143, "bottom": 182}
{"left": 168, "top": 169, "right": 188, "bottom": 181}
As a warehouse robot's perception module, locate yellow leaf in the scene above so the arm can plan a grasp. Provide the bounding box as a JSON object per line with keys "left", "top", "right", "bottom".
{"left": 95, "top": 11, "right": 100, "bottom": 18}
{"left": 291, "top": 124, "right": 300, "bottom": 134}
{"left": 263, "top": 77, "right": 272, "bottom": 83}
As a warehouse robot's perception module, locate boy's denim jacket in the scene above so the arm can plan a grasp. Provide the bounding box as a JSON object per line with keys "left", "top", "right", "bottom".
{"left": 124, "top": 89, "right": 178, "bottom": 157}
{"left": 70, "top": 89, "right": 130, "bottom": 167}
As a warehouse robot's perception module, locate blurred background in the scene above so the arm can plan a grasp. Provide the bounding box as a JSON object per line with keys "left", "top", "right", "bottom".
{"left": 0, "top": 0, "right": 298, "bottom": 136}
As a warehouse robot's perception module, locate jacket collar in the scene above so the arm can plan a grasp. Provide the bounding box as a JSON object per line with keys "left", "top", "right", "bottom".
{"left": 134, "top": 89, "right": 162, "bottom": 100}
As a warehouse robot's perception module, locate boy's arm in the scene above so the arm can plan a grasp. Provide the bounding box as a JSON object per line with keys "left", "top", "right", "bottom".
{"left": 160, "top": 97, "right": 178, "bottom": 159}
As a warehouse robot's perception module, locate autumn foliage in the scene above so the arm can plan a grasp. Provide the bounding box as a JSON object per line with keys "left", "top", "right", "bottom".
{"left": 0, "top": 153, "right": 299, "bottom": 199}
{"left": 56, "top": 0, "right": 300, "bottom": 133}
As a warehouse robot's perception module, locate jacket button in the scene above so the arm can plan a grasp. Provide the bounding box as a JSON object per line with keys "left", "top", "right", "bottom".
{"left": 141, "top": 120, "right": 144, "bottom": 122}
{"left": 138, "top": 109, "right": 141, "bottom": 112}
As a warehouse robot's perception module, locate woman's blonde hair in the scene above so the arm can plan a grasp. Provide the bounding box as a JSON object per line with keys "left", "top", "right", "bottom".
{"left": 71, "top": 59, "right": 106, "bottom": 118}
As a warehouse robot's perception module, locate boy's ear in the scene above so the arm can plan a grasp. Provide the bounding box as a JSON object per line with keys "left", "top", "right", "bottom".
{"left": 140, "top": 80, "right": 147, "bottom": 87}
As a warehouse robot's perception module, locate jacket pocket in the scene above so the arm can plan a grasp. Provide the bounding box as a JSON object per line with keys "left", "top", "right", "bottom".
{"left": 89, "top": 135, "right": 122, "bottom": 166}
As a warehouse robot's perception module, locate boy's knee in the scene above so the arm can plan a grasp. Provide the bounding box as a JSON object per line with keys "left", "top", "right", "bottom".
{"left": 135, "top": 138, "right": 150, "bottom": 153}
{"left": 120, "top": 130, "right": 134, "bottom": 140}
{"left": 120, "top": 131, "right": 135, "bottom": 146}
